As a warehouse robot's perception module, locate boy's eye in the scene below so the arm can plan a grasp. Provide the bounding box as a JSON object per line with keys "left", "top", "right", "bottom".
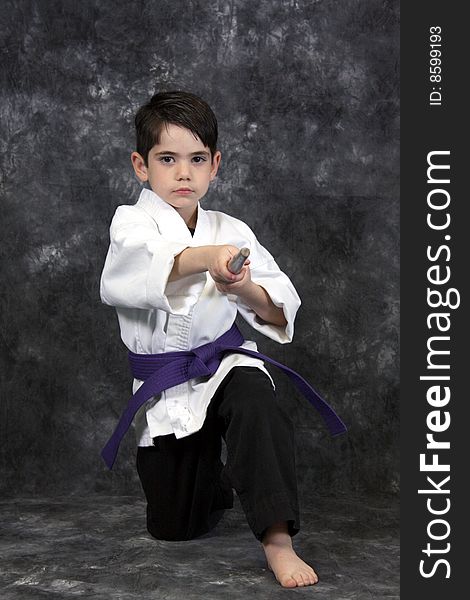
{"left": 192, "top": 156, "right": 207, "bottom": 163}
{"left": 159, "top": 156, "right": 174, "bottom": 164}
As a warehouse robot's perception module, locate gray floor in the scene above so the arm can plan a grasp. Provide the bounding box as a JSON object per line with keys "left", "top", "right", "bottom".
{"left": 0, "top": 493, "right": 399, "bottom": 599}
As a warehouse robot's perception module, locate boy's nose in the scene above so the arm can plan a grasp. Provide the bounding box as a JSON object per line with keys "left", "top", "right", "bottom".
{"left": 176, "top": 162, "right": 191, "bottom": 179}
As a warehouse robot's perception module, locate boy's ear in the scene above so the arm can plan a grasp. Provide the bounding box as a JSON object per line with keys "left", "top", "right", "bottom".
{"left": 210, "top": 150, "right": 222, "bottom": 181}
{"left": 130, "top": 152, "right": 148, "bottom": 182}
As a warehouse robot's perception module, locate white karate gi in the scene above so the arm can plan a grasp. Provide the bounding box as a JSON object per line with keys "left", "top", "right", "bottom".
{"left": 100, "top": 187, "right": 301, "bottom": 446}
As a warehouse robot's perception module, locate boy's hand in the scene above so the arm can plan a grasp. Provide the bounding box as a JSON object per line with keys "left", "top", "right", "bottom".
{"left": 215, "top": 263, "right": 252, "bottom": 295}
{"left": 206, "top": 245, "right": 286, "bottom": 326}
{"left": 206, "top": 245, "right": 251, "bottom": 294}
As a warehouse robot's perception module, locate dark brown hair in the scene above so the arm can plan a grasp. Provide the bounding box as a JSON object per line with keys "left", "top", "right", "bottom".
{"left": 134, "top": 90, "right": 218, "bottom": 165}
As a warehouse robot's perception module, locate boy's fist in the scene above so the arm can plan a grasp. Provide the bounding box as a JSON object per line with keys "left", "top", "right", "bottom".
{"left": 206, "top": 245, "right": 251, "bottom": 290}
{"left": 214, "top": 264, "right": 252, "bottom": 294}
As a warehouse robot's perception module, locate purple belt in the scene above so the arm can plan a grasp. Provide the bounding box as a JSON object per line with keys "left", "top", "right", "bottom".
{"left": 101, "top": 322, "right": 347, "bottom": 469}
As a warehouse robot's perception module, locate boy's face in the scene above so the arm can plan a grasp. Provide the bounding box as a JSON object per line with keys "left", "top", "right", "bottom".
{"left": 131, "top": 123, "right": 221, "bottom": 226}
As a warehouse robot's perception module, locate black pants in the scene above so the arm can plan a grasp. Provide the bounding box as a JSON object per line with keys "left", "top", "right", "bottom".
{"left": 136, "top": 366, "right": 300, "bottom": 543}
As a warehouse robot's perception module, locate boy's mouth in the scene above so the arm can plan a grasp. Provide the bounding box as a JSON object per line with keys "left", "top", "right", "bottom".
{"left": 174, "top": 188, "right": 193, "bottom": 194}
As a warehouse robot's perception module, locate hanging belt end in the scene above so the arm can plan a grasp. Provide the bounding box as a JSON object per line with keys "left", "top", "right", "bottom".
{"left": 330, "top": 419, "right": 348, "bottom": 437}
{"left": 101, "top": 444, "right": 117, "bottom": 470}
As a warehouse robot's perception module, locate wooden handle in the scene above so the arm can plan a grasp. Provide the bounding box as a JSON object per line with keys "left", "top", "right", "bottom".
{"left": 227, "top": 247, "right": 250, "bottom": 274}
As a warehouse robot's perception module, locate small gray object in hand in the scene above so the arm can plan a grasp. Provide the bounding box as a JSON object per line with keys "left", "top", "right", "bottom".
{"left": 227, "top": 247, "right": 250, "bottom": 274}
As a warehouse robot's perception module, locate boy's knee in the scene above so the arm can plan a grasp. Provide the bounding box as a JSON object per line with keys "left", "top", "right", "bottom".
{"left": 227, "top": 367, "right": 289, "bottom": 420}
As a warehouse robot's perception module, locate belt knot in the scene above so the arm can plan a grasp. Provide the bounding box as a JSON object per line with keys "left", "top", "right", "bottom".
{"left": 188, "top": 342, "right": 222, "bottom": 379}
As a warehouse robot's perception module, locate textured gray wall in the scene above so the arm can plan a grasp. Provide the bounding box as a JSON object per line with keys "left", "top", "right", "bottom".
{"left": 0, "top": 0, "right": 399, "bottom": 498}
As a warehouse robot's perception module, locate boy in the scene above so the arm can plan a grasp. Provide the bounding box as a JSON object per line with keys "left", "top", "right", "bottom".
{"left": 100, "top": 91, "right": 344, "bottom": 588}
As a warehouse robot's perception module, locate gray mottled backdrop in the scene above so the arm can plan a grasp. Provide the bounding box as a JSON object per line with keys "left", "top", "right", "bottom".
{"left": 0, "top": 0, "right": 399, "bottom": 499}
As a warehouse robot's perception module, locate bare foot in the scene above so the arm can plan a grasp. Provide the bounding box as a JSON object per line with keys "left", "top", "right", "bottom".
{"left": 262, "top": 521, "right": 318, "bottom": 588}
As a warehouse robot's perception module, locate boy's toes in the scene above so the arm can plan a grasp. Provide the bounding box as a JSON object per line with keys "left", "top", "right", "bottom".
{"left": 300, "top": 570, "right": 316, "bottom": 586}
{"left": 303, "top": 572, "right": 313, "bottom": 586}
{"left": 294, "top": 572, "right": 306, "bottom": 586}
{"left": 305, "top": 571, "right": 313, "bottom": 584}
{"left": 278, "top": 569, "right": 318, "bottom": 588}
{"left": 280, "top": 574, "right": 297, "bottom": 588}
{"left": 306, "top": 567, "right": 318, "bottom": 584}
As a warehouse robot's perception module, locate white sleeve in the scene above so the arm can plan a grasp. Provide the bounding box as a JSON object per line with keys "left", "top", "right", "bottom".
{"left": 100, "top": 208, "right": 206, "bottom": 314}
{"left": 235, "top": 226, "right": 301, "bottom": 344}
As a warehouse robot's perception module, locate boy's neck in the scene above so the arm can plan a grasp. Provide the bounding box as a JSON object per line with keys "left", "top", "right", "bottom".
{"left": 175, "top": 207, "right": 197, "bottom": 229}
{"left": 146, "top": 184, "right": 198, "bottom": 229}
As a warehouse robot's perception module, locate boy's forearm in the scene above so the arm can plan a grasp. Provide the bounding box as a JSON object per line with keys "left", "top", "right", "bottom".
{"left": 237, "top": 282, "right": 287, "bottom": 327}
{"left": 168, "top": 246, "right": 212, "bottom": 282}
{"left": 169, "top": 248, "right": 287, "bottom": 328}
{"left": 169, "top": 244, "right": 245, "bottom": 284}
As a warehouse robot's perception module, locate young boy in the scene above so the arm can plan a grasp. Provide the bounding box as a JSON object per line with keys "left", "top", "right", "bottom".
{"left": 100, "top": 91, "right": 343, "bottom": 588}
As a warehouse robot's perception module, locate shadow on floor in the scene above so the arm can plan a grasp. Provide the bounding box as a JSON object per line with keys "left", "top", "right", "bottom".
{"left": 0, "top": 493, "right": 399, "bottom": 599}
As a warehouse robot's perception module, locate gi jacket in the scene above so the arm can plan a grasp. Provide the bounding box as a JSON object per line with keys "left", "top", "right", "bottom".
{"left": 100, "top": 187, "right": 301, "bottom": 446}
